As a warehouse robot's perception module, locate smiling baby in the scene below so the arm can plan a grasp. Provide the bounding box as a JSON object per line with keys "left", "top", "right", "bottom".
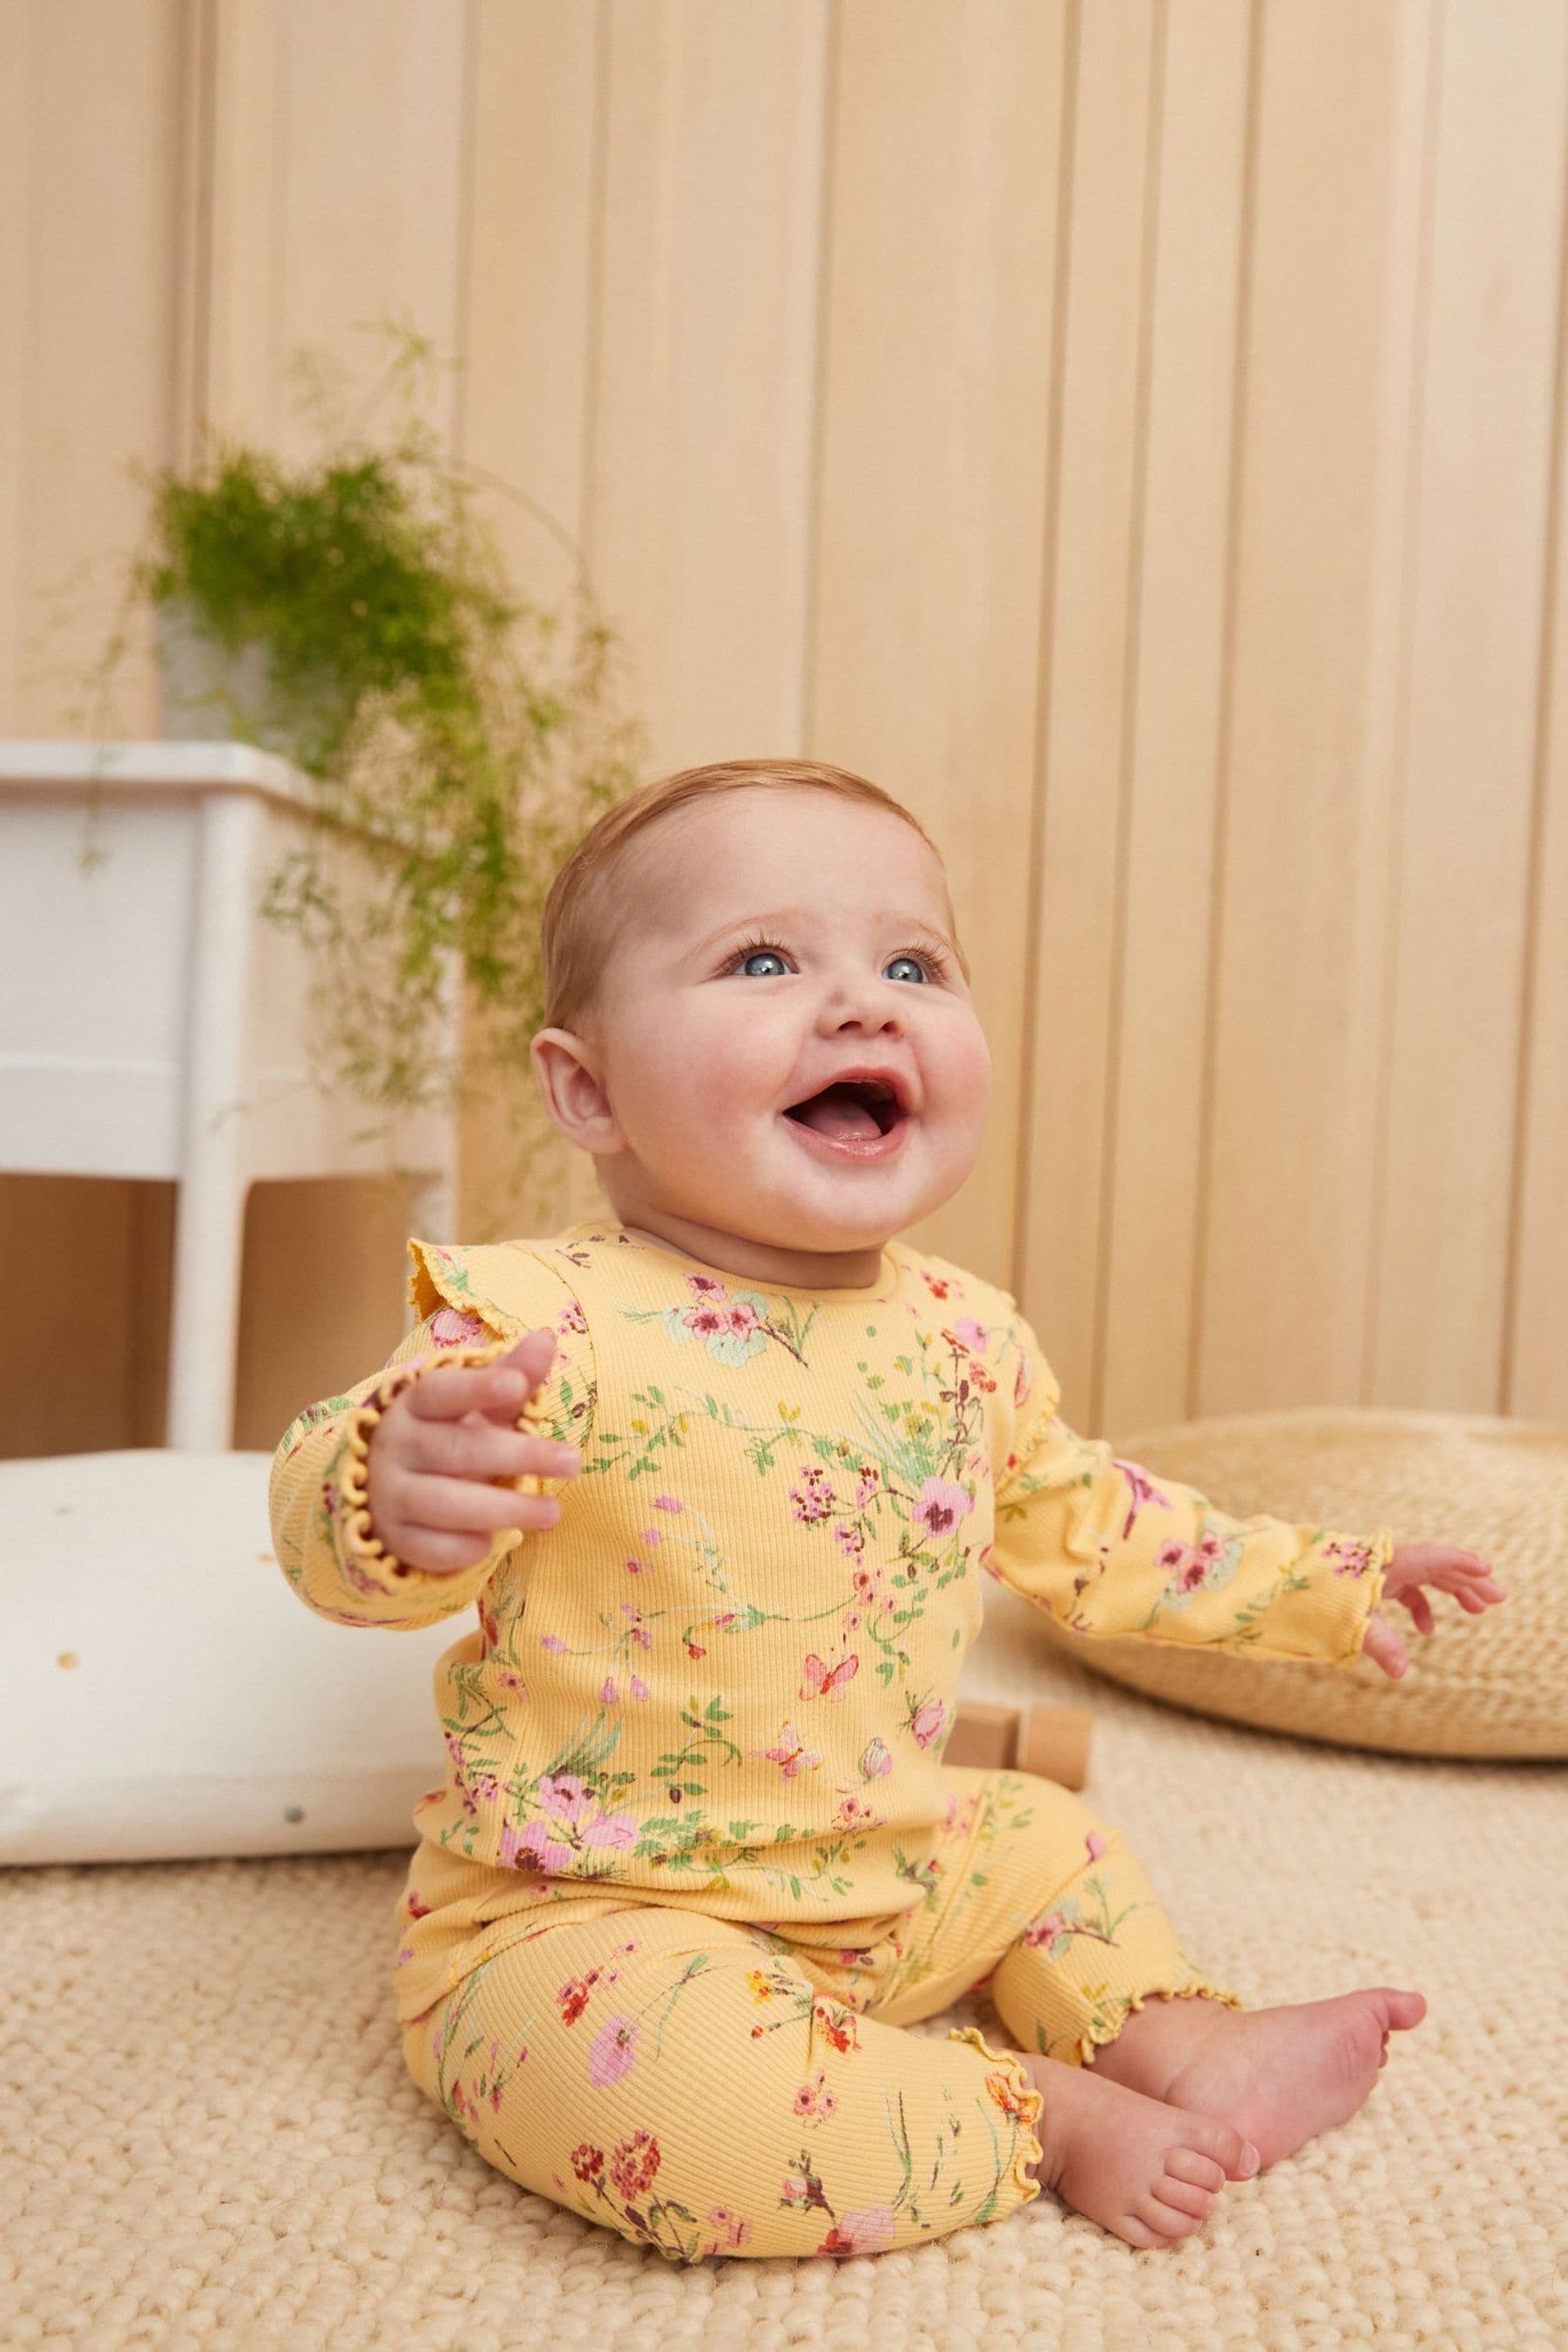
{"left": 269, "top": 757, "right": 1503, "bottom": 2262}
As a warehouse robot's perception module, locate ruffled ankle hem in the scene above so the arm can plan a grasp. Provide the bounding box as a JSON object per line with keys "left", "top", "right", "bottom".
{"left": 944, "top": 2024, "right": 1044, "bottom": 2211}
{"left": 1069, "top": 1977, "right": 1244, "bottom": 2071}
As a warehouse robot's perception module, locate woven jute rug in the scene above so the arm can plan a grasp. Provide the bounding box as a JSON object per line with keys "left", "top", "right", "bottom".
{"left": 3, "top": 1582, "right": 1564, "bottom": 2350}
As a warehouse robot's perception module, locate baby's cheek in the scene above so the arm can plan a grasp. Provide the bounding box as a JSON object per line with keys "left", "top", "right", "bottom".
{"left": 941, "top": 1018, "right": 992, "bottom": 1123}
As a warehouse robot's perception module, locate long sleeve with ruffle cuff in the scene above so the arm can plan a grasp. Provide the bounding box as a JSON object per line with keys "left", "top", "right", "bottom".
{"left": 987, "top": 1387, "right": 1392, "bottom": 1668}
{"left": 268, "top": 1327, "right": 528, "bottom": 1631}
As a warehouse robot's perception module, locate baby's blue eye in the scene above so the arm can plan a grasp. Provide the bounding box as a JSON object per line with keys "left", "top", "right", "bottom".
{"left": 737, "top": 949, "right": 789, "bottom": 977}
{"left": 884, "top": 956, "right": 928, "bottom": 984}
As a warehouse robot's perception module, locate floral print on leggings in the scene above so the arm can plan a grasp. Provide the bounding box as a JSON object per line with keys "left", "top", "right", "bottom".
{"left": 400, "top": 1766, "right": 1240, "bottom": 2261}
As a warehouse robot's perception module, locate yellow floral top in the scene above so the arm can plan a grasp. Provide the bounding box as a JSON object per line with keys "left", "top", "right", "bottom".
{"left": 269, "top": 1216, "right": 1391, "bottom": 2022}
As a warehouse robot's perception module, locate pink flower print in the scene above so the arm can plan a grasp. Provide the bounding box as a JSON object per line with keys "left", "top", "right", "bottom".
{"left": 1014, "top": 1354, "right": 1031, "bottom": 1409}
{"left": 1112, "top": 1458, "right": 1171, "bottom": 1541}
{"left": 1170, "top": 1547, "right": 1209, "bottom": 1593}
{"left": 705, "top": 2207, "right": 753, "bottom": 2253}
{"left": 620, "top": 1605, "right": 652, "bottom": 1649}
{"left": 682, "top": 1302, "right": 728, "bottom": 1339}
{"left": 1324, "top": 1538, "right": 1377, "bottom": 1579}
{"left": 794, "top": 2067, "right": 838, "bottom": 2126}
{"left": 836, "top": 1794, "right": 877, "bottom": 1829}
{"left": 753, "top": 1724, "right": 822, "bottom": 1780}
{"left": 834, "top": 1521, "right": 867, "bottom": 1558}
{"left": 855, "top": 1464, "right": 880, "bottom": 1510}
{"left": 638, "top": 1527, "right": 665, "bottom": 1546}
{"left": 909, "top": 1699, "right": 950, "bottom": 1749}
{"left": 1154, "top": 1524, "right": 1228, "bottom": 1598}
{"left": 624, "top": 1556, "right": 645, "bottom": 1576}
{"left": 653, "top": 1494, "right": 684, "bottom": 1514}
{"left": 913, "top": 1476, "right": 972, "bottom": 1541}
{"left": 860, "top": 1736, "right": 893, "bottom": 1779}
{"left": 429, "top": 1305, "right": 490, "bottom": 1347}
{"left": 724, "top": 1300, "right": 761, "bottom": 1339}
{"left": 558, "top": 1299, "right": 587, "bottom": 1334}
{"left": 600, "top": 1676, "right": 618, "bottom": 1704}
{"left": 951, "top": 1317, "right": 989, "bottom": 1353}
{"left": 820, "top": 2207, "right": 896, "bottom": 2258}
{"left": 630, "top": 1675, "right": 650, "bottom": 1700}
{"left": 537, "top": 1772, "right": 595, "bottom": 1824}
{"left": 686, "top": 1272, "right": 726, "bottom": 1297}
{"left": 587, "top": 2016, "right": 639, "bottom": 2086}
{"left": 580, "top": 1808, "right": 638, "bottom": 1851}
{"left": 790, "top": 1465, "right": 837, "bottom": 1524}
{"left": 1085, "top": 1831, "right": 1106, "bottom": 1863}
{"left": 1023, "top": 1906, "right": 1073, "bottom": 1957}
{"left": 541, "top": 1634, "right": 568, "bottom": 1653}
{"left": 507, "top": 1816, "right": 574, "bottom": 1873}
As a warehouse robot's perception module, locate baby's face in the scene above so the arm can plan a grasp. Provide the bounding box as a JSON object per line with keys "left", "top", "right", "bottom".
{"left": 541, "top": 788, "right": 991, "bottom": 1267}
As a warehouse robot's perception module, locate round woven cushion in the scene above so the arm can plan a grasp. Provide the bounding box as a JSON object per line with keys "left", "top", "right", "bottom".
{"left": 1028, "top": 1407, "right": 1568, "bottom": 1758}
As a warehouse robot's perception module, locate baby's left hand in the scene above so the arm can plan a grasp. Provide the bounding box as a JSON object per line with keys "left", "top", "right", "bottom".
{"left": 1362, "top": 1543, "right": 1507, "bottom": 1678}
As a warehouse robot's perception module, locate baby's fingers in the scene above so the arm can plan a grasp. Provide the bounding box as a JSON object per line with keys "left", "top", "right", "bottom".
{"left": 406, "top": 1358, "right": 531, "bottom": 1423}
{"left": 1361, "top": 1612, "right": 1409, "bottom": 1678}
{"left": 390, "top": 1471, "right": 562, "bottom": 1536}
{"left": 1403, "top": 1589, "right": 1435, "bottom": 1636}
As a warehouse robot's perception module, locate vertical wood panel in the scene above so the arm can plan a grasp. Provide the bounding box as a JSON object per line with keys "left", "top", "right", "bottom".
{"left": 1098, "top": 0, "right": 1252, "bottom": 1436}
{"left": 454, "top": 0, "right": 606, "bottom": 1241}
{"left": 208, "top": 0, "right": 469, "bottom": 455}
{"left": 1194, "top": 0, "right": 1426, "bottom": 1416}
{"left": 1369, "top": 0, "right": 1568, "bottom": 1408}
{"left": 812, "top": 0, "right": 1066, "bottom": 1294}
{"left": 589, "top": 0, "right": 828, "bottom": 770}
{"left": 1017, "top": 0, "right": 1157, "bottom": 1409}
{"left": 1507, "top": 33, "right": 1568, "bottom": 1421}
{"left": 1511, "top": 588, "right": 1568, "bottom": 1419}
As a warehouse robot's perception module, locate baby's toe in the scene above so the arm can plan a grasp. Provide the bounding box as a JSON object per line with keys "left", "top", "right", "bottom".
{"left": 1152, "top": 2173, "right": 1216, "bottom": 2221}
{"left": 1181, "top": 2112, "right": 1259, "bottom": 2180}
{"left": 1165, "top": 2147, "right": 1227, "bottom": 2193}
{"left": 1133, "top": 2193, "right": 1203, "bottom": 2242}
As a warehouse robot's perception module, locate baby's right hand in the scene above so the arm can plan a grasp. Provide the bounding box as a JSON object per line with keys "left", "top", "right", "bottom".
{"left": 365, "top": 1327, "right": 583, "bottom": 1574}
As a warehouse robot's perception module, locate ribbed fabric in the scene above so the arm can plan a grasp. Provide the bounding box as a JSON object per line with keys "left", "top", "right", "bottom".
{"left": 267, "top": 1217, "right": 1389, "bottom": 2025}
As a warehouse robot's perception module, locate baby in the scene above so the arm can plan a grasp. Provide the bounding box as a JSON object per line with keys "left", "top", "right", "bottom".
{"left": 270, "top": 756, "right": 1504, "bottom": 2263}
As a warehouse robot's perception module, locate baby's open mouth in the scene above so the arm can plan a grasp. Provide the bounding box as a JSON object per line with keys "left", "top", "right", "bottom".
{"left": 783, "top": 1079, "right": 904, "bottom": 1144}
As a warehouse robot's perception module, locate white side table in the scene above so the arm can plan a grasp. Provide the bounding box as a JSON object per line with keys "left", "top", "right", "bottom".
{"left": 0, "top": 741, "right": 458, "bottom": 1449}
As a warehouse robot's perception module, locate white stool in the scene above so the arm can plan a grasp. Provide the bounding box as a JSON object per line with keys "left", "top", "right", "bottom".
{"left": 0, "top": 741, "right": 457, "bottom": 1449}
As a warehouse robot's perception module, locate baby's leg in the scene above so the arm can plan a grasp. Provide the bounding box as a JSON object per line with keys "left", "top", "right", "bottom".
{"left": 972, "top": 1774, "right": 1426, "bottom": 2183}
{"left": 398, "top": 1903, "right": 1045, "bottom": 2261}
{"left": 1086, "top": 1981, "right": 1426, "bottom": 2173}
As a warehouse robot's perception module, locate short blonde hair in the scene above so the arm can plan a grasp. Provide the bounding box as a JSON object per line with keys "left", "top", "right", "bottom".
{"left": 539, "top": 756, "right": 968, "bottom": 1037}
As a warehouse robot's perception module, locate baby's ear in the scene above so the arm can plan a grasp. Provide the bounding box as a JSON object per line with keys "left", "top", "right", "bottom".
{"left": 530, "top": 1029, "right": 623, "bottom": 1154}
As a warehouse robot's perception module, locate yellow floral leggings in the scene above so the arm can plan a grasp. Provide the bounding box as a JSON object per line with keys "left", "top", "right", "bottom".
{"left": 399, "top": 1767, "right": 1240, "bottom": 2262}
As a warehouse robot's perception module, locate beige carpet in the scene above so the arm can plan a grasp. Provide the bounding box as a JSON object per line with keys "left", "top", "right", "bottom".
{"left": 3, "top": 1584, "right": 1565, "bottom": 2351}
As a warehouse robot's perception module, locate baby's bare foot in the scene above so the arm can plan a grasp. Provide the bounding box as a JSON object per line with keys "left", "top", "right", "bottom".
{"left": 1020, "top": 2050, "right": 1260, "bottom": 2251}
{"left": 1146, "top": 1988, "right": 1427, "bottom": 2172}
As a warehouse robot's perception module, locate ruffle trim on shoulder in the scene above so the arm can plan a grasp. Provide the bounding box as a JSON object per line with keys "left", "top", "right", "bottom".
{"left": 406, "top": 1238, "right": 526, "bottom": 1335}
{"left": 944, "top": 2024, "right": 1044, "bottom": 2210}
{"left": 335, "top": 1336, "right": 516, "bottom": 1586}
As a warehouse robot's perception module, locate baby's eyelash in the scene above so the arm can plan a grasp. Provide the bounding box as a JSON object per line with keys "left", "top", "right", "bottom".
{"left": 724, "top": 932, "right": 951, "bottom": 979}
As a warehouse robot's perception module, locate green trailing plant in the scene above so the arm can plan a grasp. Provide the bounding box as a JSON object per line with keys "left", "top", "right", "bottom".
{"left": 78, "top": 318, "right": 643, "bottom": 1145}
